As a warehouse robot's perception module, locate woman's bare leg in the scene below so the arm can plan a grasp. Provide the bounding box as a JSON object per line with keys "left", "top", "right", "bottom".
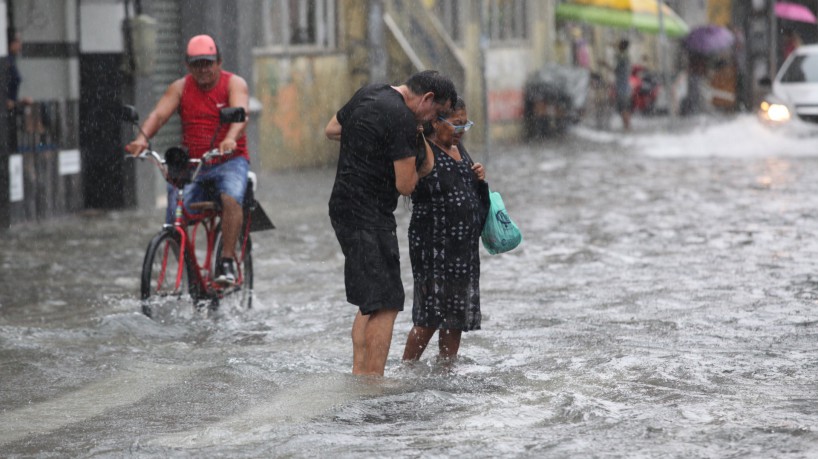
{"left": 402, "top": 325, "right": 436, "bottom": 361}
{"left": 438, "top": 329, "right": 462, "bottom": 359}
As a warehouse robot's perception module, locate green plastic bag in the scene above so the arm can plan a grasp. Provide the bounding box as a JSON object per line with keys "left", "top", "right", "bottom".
{"left": 481, "top": 188, "right": 522, "bottom": 254}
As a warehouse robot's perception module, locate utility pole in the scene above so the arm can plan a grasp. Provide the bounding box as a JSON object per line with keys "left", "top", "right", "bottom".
{"left": 480, "top": 0, "right": 490, "bottom": 165}
{"left": 657, "top": 0, "right": 672, "bottom": 124}
{"left": 368, "top": 0, "right": 387, "bottom": 84}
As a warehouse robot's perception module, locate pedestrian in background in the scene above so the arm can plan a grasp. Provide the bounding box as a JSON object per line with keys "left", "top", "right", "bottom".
{"left": 730, "top": 24, "right": 748, "bottom": 111}
{"left": 571, "top": 26, "right": 592, "bottom": 70}
{"left": 614, "top": 39, "right": 632, "bottom": 131}
{"left": 782, "top": 27, "right": 802, "bottom": 62}
{"left": 402, "top": 97, "right": 487, "bottom": 364}
{"left": 6, "top": 29, "right": 31, "bottom": 111}
{"left": 6, "top": 28, "right": 32, "bottom": 152}
{"left": 325, "top": 70, "right": 457, "bottom": 376}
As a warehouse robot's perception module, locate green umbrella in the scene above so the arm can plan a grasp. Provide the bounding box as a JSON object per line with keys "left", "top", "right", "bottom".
{"left": 556, "top": 1, "right": 690, "bottom": 38}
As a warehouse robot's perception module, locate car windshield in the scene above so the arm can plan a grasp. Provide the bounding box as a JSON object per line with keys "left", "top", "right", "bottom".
{"left": 780, "top": 54, "right": 818, "bottom": 83}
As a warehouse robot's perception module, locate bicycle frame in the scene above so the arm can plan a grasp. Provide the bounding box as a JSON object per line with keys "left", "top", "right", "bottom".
{"left": 160, "top": 166, "right": 251, "bottom": 299}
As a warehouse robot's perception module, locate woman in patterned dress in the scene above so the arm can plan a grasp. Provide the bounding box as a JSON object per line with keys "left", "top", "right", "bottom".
{"left": 402, "top": 97, "right": 487, "bottom": 362}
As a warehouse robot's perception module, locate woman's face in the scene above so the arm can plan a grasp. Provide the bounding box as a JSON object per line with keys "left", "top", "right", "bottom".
{"left": 9, "top": 34, "right": 21, "bottom": 55}
{"left": 433, "top": 108, "right": 469, "bottom": 146}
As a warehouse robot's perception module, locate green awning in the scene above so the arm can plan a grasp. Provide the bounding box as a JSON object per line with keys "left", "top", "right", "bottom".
{"left": 556, "top": 2, "right": 690, "bottom": 38}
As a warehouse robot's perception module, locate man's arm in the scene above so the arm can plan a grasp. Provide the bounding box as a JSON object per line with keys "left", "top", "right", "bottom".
{"left": 395, "top": 127, "right": 435, "bottom": 195}
{"left": 394, "top": 156, "right": 419, "bottom": 196}
{"left": 125, "top": 78, "right": 183, "bottom": 156}
{"left": 219, "top": 74, "right": 250, "bottom": 154}
{"left": 325, "top": 115, "right": 342, "bottom": 141}
{"left": 417, "top": 134, "right": 435, "bottom": 178}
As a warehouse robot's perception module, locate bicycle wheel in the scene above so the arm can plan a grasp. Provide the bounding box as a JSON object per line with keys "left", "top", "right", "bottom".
{"left": 213, "top": 228, "right": 253, "bottom": 310}
{"left": 140, "top": 230, "right": 194, "bottom": 317}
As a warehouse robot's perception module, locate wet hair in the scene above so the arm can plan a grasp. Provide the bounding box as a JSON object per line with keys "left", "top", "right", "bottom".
{"left": 451, "top": 96, "right": 466, "bottom": 112}
{"left": 405, "top": 70, "right": 458, "bottom": 109}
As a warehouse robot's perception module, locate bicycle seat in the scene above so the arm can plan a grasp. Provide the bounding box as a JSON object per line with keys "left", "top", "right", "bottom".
{"left": 188, "top": 201, "right": 219, "bottom": 212}
{"left": 187, "top": 179, "right": 222, "bottom": 214}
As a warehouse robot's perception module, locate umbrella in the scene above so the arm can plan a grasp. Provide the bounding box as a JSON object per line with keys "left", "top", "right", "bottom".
{"left": 683, "top": 25, "right": 735, "bottom": 55}
{"left": 555, "top": 0, "right": 690, "bottom": 38}
{"left": 775, "top": 2, "right": 817, "bottom": 24}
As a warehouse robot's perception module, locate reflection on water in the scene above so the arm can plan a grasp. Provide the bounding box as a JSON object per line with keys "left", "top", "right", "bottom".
{"left": 2, "top": 133, "right": 818, "bottom": 457}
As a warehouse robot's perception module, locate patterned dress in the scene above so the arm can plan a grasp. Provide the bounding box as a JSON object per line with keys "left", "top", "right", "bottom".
{"left": 409, "top": 142, "right": 483, "bottom": 331}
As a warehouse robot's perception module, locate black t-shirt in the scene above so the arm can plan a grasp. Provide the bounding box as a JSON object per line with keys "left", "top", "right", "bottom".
{"left": 329, "top": 84, "right": 422, "bottom": 229}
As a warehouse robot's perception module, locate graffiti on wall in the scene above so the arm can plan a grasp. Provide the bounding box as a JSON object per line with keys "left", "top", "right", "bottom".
{"left": 488, "top": 89, "right": 524, "bottom": 122}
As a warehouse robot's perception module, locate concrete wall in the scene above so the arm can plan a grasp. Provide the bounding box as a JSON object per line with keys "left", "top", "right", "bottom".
{"left": 248, "top": 0, "right": 559, "bottom": 170}
{"left": 485, "top": 47, "right": 533, "bottom": 142}
{"left": 255, "top": 53, "right": 349, "bottom": 170}
{"left": 14, "top": 0, "right": 80, "bottom": 102}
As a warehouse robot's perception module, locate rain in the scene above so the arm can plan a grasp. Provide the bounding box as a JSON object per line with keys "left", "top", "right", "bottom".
{"left": 3, "top": 0, "right": 818, "bottom": 458}
{"left": 3, "top": 112, "right": 818, "bottom": 457}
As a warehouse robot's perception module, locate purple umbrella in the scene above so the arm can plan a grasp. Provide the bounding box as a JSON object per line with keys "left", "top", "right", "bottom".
{"left": 683, "top": 25, "right": 735, "bottom": 55}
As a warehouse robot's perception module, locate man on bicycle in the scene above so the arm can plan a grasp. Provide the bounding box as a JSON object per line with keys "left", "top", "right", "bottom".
{"left": 125, "top": 34, "right": 250, "bottom": 286}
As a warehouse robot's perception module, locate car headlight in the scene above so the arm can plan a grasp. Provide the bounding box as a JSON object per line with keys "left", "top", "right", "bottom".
{"left": 759, "top": 100, "right": 791, "bottom": 123}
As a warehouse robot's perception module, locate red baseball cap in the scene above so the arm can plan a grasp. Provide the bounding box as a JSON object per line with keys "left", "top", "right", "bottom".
{"left": 186, "top": 35, "right": 218, "bottom": 63}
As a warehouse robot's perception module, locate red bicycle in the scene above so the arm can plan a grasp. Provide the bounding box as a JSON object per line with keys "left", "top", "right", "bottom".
{"left": 121, "top": 105, "right": 273, "bottom": 318}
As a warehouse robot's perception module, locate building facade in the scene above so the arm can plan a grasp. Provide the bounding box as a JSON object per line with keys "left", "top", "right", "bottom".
{"left": 0, "top": 0, "right": 793, "bottom": 228}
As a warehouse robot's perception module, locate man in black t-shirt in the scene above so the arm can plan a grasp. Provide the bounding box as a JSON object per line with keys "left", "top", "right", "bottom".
{"left": 325, "top": 70, "right": 457, "bottom": 376}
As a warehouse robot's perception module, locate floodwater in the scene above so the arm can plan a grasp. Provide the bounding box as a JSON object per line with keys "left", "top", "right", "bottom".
{"left": 2, "top": 115, "right": 818, "bottom": 458}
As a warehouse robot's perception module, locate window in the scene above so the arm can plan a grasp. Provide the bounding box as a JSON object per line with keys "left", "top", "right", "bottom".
{"left": 433, "top": 0, "right": 528, "bottom": 44}
{"left": 781, "top": 55, "right": 818, "bottom": 83}
{"left": 487, "top": 0, "right": 527, "bottom": 42}
{"left": 433, "top": 0, "right": 463, "bottom": 42}
{"left": 262, "top": 0, "right": 336, "bottom": 49}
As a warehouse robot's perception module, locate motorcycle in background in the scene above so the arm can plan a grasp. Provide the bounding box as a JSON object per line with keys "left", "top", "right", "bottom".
{"left": 630, "top": 64, "right": 661, "bottom": 114}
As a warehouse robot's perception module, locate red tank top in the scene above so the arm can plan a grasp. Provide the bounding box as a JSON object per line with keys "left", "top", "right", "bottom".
{"left": 179, "top": 70, "right": 249, "bottom": 163}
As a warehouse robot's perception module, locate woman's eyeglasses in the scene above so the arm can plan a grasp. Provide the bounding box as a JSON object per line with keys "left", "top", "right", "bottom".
{"left": 437, "top": 117, "right": 475, "bottom": 133}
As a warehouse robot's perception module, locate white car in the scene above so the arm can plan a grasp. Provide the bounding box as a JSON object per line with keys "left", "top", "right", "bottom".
{"left": 758, "top": 44, "right": 818, "bottom": 135}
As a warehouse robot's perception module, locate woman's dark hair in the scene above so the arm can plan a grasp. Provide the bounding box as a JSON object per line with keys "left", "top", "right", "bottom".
{"left": 423, "top": 96, "right": 466, "bottom": 136}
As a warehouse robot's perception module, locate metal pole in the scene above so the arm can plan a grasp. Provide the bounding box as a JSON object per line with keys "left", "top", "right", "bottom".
{"left": 368, "top": 0, "right": 387, "bottom": 83}
{"left": 657, "top": 0, "right": 672, "bottom": 125}
{"left": 656, "top": 0, "right": 675, "bottom": 125}
{"left": 480, "top": 0, "right": 490, "bottom": 165}
{"left": 769, "top": 1, "right": 778, "bottom": 77}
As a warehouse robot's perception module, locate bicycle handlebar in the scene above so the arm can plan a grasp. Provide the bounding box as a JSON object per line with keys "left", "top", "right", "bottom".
{"left": 125, "top": 148, "right": 235, "bottom": 185}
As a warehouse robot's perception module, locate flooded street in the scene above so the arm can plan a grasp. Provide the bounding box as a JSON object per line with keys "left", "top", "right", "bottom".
{"left": 2, "top": 115, "right": 818, "bottom": 457}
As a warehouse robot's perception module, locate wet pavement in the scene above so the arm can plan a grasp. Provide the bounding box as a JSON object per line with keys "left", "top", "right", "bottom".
{"left": 2, "top": 115, "right": 818, "bottom": 457}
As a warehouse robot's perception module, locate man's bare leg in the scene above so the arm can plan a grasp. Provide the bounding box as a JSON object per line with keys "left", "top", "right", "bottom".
{"left": 220, "top": 194, "right": 243, "bottom": 260}
{"left": 358, "top": 309, "right": 399, "bottom": 376}
{"left": 351, "top": 311, "right": 368, "bottom": 374}
{"left": 402, "top": 325, "right": 436, "bottom": 361}
{"left": 438, "top": 329, "right": 462, "bottom": 359}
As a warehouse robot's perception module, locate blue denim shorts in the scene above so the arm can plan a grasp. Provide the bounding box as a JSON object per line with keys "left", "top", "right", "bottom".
{"left": 165, "top": 157, "right": 249, "bottom": 223}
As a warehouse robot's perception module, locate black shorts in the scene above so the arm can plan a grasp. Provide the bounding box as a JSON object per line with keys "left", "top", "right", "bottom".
{"left": 331, "top": 221, "right": 405, "bottom": 314}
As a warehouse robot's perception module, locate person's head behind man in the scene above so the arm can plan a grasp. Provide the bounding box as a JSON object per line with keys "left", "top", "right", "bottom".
{"left": 186, "top": 34, "right": 222, "bottom": 90}
{"left": 405, "top": 70, "right": 458, "bottom": 123}
{"left": 7, "top": 28, "right": 21, "bottom": 56}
